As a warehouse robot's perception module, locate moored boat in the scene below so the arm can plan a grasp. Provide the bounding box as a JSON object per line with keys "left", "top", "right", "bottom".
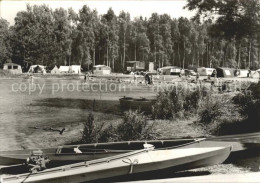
{"left": 1, "top": 145, "right": 232, "bottom": 183}
{"left": 119, "top": 97, "right": 156, "bottom": 113}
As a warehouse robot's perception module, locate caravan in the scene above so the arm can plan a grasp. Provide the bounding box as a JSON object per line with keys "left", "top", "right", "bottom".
{"left": 197, "top": 67, "right": 215, "bottom": 76}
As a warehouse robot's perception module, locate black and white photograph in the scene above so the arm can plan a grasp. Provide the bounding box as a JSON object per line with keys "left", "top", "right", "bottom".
{"left": 0, "top": 0, "right": 260, "bottom": 182}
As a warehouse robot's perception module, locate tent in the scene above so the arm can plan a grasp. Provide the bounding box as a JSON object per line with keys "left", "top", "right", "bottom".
{"left": 149, "top": 62, "right": 155, "bottom": 72}
{"left": 59, "top": 66, "right": 70, "bottom": 73}
{"left": 126, "top": 61, "right": 145, "bottom": 72}
{"left": 216, "top": 67, "right": 234, "bottom": 78}
{"left": 59, "top": 65, "right": 81, "bottom": 74}
{"left": 93, "top": 65, "right": 111, "bottom": 75}
{"left": 28, "top": 65, "right": 46, "bottom": 74}
{"left": 70, "top": 65, "right": 81, "bottom": 74}
{"left": 252, "top": 70, "right": 260, "bottom": 79}
{"left": 3, "top": 63, "right": 22, "bottom": 74}
{"left": 51, "top": 65, "right": 60, "bottom": 74}
{"left": 197, "top": 67, "right": 215, "bottom": 76}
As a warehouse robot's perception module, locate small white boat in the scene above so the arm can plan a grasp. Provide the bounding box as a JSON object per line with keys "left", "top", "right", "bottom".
{"left": 1, "top": 145, "right": 231, "bottom": 183}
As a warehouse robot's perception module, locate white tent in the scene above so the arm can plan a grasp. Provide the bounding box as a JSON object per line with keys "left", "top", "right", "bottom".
{"left": 59, "top": 66, "right": 70, "bottom": 73}
{"left": 51, "top": 65, "right": 60, "bottom": 74}
{"left": 70, "top": 65, "right": 81, "bottom": 74}
{"left": 27, "top": 65, "right": 46, "bottom": 74}
{"left": 252, "top": 70, "right": 260, "bottom": 79}
{"left": 59, "top": 65, "right": 81, "bottom": 74}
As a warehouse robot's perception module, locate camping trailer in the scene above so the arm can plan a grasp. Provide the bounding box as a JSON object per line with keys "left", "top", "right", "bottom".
{"left": 197, "top": 67, "right": 215, "bottom": 76}
{"left": 158, "top": 66, "right": 181, "bottom": 75}
{"left": 236, "top": 69, "right": 250, "bottom": 78}
{"left": 93, "top": 65, "right": 111, "bottom": 75}
{"left": 3, "top": 63, "right": 22, "bottom": 74}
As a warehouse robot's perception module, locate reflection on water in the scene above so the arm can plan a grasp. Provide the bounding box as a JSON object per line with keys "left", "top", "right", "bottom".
{"left": 33, "top": 98, "right": 120, "bottom": 114}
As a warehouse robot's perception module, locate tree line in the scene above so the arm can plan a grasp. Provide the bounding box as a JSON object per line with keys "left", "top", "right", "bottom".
{"left": 0, "top": 0, "right": 260, "bottom": 72}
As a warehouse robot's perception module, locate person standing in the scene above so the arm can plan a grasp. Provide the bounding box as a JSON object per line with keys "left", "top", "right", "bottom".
{"left": 196, "top": 72, "right": 200, "bottom": 81}
{"left": 212, "top": 69, "right": 217, "bottom": 79}
{"left": 247, "top": 69, "right": 251, "bottom": 78}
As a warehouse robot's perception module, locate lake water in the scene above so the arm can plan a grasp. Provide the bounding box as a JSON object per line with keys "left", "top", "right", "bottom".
{"left": 0, "top": 78, "right": 157, "bottom": 150}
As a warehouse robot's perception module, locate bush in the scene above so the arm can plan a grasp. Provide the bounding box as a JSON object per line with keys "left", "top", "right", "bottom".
{"left": 117, "top": 110, "right": 159, "bottom": 141}
{"left": 232, "top": 90, "right": 260, "bottom": 129}
{"left": 81, "top": 113, "right": 104, "bottom": 143}
{"left": 152, "top": 90, "right": 176, "bottom": 119}
{"left": 152, "top": 85, "right": 209, "bottom": 119}
{"left": 152, "top": 86, "right": 185, "bottom": 119}
{"left": 82, "top": 111, "right": 159, "bottom": 143}
{"left": 183, "top": 88, "right": 206, "bottom": 112}
{"left": 98, "top": 124, "right": 118, "bottom": 142}
{"left": 198, "top": 97, "right": 223, "bottom": 124}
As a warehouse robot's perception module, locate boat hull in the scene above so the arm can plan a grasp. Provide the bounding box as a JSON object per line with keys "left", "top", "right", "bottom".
{"left": 114, "top": 172, "right": 260, "bottom": 183}
{"left": 2, "top": 146, "right": 231, "bottom": 183}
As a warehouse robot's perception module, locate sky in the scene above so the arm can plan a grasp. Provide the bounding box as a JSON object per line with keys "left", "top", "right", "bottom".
{"left": 0, "top": 0, "right": 195, "bottom": 25}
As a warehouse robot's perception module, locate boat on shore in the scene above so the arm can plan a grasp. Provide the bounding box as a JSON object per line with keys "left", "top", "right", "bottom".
{"left": 1, "top": 131, "right": 260, "bottom": 168}
{"left": 1, "top": 145, "right": 231, "bottom": 183}
{"left": 0, "top": 139, "right": 198, "bottom": 167}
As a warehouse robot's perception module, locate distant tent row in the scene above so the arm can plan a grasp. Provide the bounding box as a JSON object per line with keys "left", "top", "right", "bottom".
{"left": 157, "top": 66, "right": 260, "bottom": 79}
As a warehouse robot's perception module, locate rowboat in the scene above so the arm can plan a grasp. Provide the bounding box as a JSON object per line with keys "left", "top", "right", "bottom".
{"left": 1, "top": 145, "right": 231, "bottom": 183}
{"left": 119, "top": 97, "right": 156, "bottom": 112}
{"left": 0, "top": 139, "right": 197, "bottom": 166}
